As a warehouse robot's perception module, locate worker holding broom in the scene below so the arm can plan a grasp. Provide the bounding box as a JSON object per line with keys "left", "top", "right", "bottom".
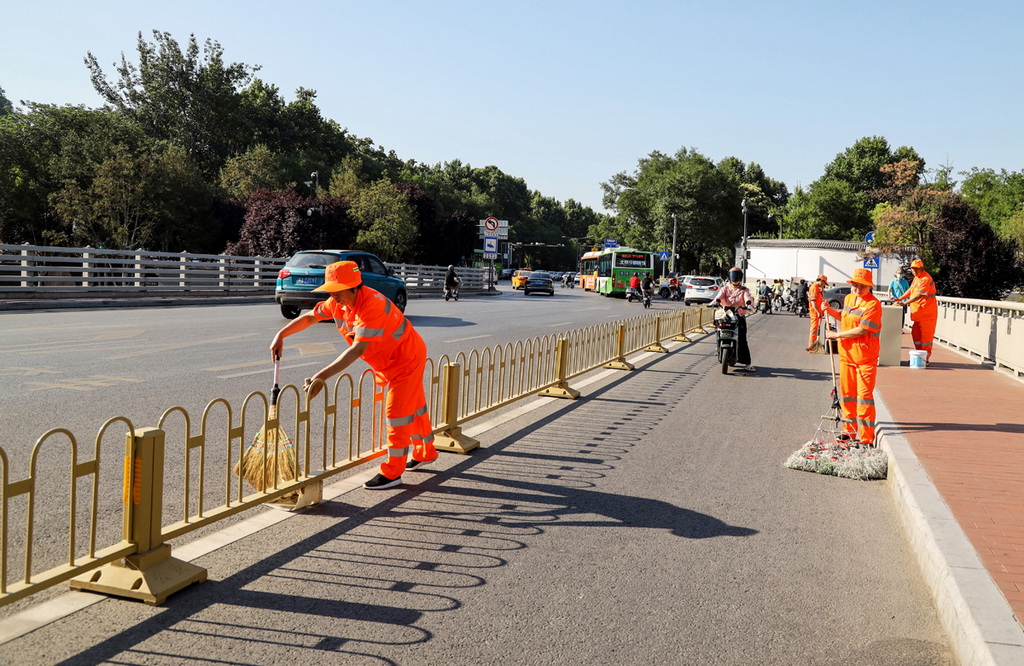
{"left": 270, "top": 260, "right": 438, "bottom": 490}
{"left": 892, "top": 258, "right": 938, "bottom": 361}
{"left": 822, "top": 268, "right": 882, "bottom": 447}
{"left": 806, "top": 274, "right": 827, "bottom": 352}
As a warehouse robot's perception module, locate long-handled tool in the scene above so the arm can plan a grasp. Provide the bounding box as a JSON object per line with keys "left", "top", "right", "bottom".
{"left": 235, "top": 354, "right": 297, "bottom": 495}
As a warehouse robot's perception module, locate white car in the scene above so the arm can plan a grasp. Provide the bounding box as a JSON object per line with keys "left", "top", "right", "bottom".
{"left": 683, "top": 276, "right": 723, "bottom": 305}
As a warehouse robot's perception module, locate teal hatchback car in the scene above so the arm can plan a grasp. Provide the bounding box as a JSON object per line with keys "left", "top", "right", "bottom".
{"left": 275, "top": 250, "right": 408, "bottom": 319}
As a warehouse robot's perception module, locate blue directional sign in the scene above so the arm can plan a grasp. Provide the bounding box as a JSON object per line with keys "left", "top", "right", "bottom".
{"left": 604, "top": 238, "right": 618, "bottom": 249}
{"left": 865, "top": 231, "right": 876, "bottom": 245}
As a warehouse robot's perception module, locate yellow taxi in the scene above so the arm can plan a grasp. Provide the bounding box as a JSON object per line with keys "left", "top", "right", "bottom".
{"left": 511, "top": 269, "right": 533, "bottom": 290}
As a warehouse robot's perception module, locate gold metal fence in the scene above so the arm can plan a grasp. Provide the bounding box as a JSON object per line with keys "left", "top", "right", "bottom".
{"left": 0, "top": 306, "right": 714, "bottom": 607}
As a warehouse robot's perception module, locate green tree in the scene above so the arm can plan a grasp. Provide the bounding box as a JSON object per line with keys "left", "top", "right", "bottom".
{"left": 959, "top": 168, "right": 1024, "bottom": 239}
{"left": 785, "top": 179, "right": 871, "bottom": 241}
{"left": 218, "top": 144, "right": 289, "bottom": 202}
{"left": 86, "top": 30, "right": 258, "bottom": 177}
{"left": 0, "top": 86, "right": 13, "bottom": 116}
{"left": 351, "top": 178, "right": 417, "bottom": 262}
{"left": 822, "top": 136, "right": 924, "bottom": 201}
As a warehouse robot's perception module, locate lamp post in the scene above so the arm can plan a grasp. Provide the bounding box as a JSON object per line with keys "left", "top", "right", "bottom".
{"left": 622, "top": 187, "right": 678, "bottom": 277}
{"left": 741, "top": 198, "right": 749, "bottom": 271}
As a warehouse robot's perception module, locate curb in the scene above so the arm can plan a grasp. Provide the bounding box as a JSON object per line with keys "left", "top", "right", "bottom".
{"left": 876, "top": 393, "right": 1024, "bottom": 666}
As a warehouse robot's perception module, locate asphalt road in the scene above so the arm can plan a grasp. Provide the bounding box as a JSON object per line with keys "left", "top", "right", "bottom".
{"left": 0, "top": 310, "right": 954, "bottom": 664}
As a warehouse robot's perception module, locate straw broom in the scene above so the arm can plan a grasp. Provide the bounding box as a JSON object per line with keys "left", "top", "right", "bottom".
{"left": 234, "top": 355, "right": 298, "bottom": 498}
{"left": 808, "top": 306, "right": 828, "bottom": 354}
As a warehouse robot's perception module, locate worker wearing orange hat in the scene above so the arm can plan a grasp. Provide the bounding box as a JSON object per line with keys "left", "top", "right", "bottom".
{"left": 822, "top": 268, "right": 882, "bottom": 446}
{"left": 806, "top": 274, "right": 828, "bottom": 351}
{"left": 270, "top": 261, "right": 437, "bottom": 490}
{"left": 892, "top": 258, "right": 938, "bottom": 361}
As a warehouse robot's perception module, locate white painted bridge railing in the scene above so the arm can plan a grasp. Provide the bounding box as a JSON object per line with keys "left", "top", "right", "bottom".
{"left": 935, "top": 296, "right": 1024, "bottom": 378}
{"left": 0, "top": 244, "right": 495, "bottom": 300}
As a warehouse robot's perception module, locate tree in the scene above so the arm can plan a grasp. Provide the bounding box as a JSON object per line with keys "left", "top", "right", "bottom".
{"left": 822, "top": 136, "right": 924, "bottom": 202}
{"left": 959, "top": 168, "right": 1024, "bottom": 239}
{"left": 351, "top": 178, "right": 417, "bottom": 262}
{"left": 0, "top": 86, "right": 13, "bottom": 116}
{"left": 86, "top": 30, "right": 258, "bottom": 177}
{"left": 218, "top": 144, "right": 289, "bottom": 202}
{"left": 228, "top": 188, "right": 355, "bottom": 257}
{"left": 785, "top": 179, "right": 871, "bottom": 241}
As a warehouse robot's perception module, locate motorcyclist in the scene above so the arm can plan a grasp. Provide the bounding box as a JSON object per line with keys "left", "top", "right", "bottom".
{"left": 795, "top": 279, "right": 809, "bottom": 316}
{"left": 668, "top": 275, "right": 681, "bottom": 300}
{"left": 640, "top": 274, "right": 654, "bottom": 302}
{"left": 443, "top": 265, "right": 460, "bottom": 298}
{"left": 628, "top": 272, "right": 641, "bottom": 300}
{"left": 758, "top": 280, "right": 773, "bottom": 314}
{"left": 709, "top": 267, "right": 755, "bottom": 372}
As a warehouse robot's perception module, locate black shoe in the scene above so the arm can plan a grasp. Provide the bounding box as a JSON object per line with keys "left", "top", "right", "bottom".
{"left": 364, "top": 473, "right": 402, "bottom": 490}
{"left": 405, "top": 457, "right": 433, "bottom": 471}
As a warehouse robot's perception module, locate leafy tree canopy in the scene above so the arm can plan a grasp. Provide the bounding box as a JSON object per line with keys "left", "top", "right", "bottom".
{"left": 0, "top": 86, "right": 13, "bottom": 116}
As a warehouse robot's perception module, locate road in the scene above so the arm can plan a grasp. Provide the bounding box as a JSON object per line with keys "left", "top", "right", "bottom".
{"left": 0, "top": 308, "right": 955, "bottom": 664}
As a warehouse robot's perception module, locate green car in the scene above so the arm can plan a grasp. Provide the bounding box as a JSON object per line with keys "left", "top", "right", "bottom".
{"left": 275, "top": 250, "right": 408, "bottom": 319}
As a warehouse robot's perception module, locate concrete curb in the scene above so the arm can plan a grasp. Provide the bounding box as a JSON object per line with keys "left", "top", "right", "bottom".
{"left": 876, "top": 393, "right": 1024, "bottom": 666}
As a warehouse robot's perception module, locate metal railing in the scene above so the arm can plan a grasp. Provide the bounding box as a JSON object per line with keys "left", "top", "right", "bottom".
{"left": 0, "top": 306, "right": 715, "bottom": 607}
{"left": 934, "top": 296, "right": 1024, "bottom": 378}
{"left": 0, "top": 244, "right": 496, "bottom": 301}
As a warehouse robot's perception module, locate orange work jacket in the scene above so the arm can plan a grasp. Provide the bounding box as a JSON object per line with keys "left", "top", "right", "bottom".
{"left": 313, "top": 286, "right": 424, "bottom": 380}
{"left": 809, "top": 282, "right": 824, "bottom": 307}
{"left": 906, "top": 271, "right": 938, "bottom": 322}
{"left": 827, "top": 291, "right": 882, "bottom": 365}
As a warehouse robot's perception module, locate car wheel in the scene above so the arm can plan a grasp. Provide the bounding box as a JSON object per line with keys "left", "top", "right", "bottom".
{"left": 829, "top": 299, "right": 841, "bottom": 310}
{"left": 280, "top": 304, "right": 301, "bottom": 319}
{"left": 524, "top": 290, "right": 530, "bottom": 296}
{"left": 394, "top": 290, "right": 408, "bottom": 312}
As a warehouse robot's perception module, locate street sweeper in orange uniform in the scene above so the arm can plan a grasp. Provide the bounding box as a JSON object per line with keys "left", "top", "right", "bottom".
{"left": 892, "top": 258, "right": 938, "bottom": 361}
{"left": 822, "top": 268, "right": 882, "bottom": 447}
{"left": 270, "top": 260, "right": 437, "bottom": 490}
{"left": 806, "top": 274, "right": 828, "bottom": 351}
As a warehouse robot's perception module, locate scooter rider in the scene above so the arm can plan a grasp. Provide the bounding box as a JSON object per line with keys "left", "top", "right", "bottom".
{"left": 443, "top": 265, "right": 460, "bottom": 297}
{"left": 709, "top": 267, "right": 756, "bottom": 372}
{"left": 640, "top": 274, "right": 654, "bottom": 302}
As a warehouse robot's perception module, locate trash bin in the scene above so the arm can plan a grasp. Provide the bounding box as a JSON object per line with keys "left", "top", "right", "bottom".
{"left": 879, "top": 304, "right": 903, "bottom": 366}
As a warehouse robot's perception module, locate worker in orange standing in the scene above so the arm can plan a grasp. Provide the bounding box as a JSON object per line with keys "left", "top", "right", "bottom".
{"left": 270, "top": 261, "right": 437, "bottom": 490}
{"left": 822, "top": 268, "right": 882, "bottom": 447}
{"left": 806, "top": 274, "right": 828, "bottom": 351}
{"left": 892, "top": 258, "right": 938, "bottom": 361}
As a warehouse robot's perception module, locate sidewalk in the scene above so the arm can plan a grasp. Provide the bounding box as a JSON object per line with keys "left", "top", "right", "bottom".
{"left": 876, "top": 331, "right": 1024, "bottom": 664}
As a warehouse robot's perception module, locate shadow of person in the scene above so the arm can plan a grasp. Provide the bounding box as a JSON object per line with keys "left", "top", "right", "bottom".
{"left": 426, "top": 472, "right": 758, "bottom": 540}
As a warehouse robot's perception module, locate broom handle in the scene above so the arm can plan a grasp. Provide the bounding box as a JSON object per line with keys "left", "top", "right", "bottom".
{"left": 270, "top": 353, "right": 281, "bottom": 407}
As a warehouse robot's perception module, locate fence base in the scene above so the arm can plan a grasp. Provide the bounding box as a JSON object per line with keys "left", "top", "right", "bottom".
{"left": 603, "top": 358, "right": 635, "bottom": 371}
{"left": 435, "top": 426, "right": 480, "bottom": 454}
{"left": 539, "top": 383, "right": 580, "bottom": 399}
{"left": 672, "top": 333, "right": 692, "bottom": 342}
{"left": 644, "top": 342, "right": 669, "bottom": 353}
{"left": 69, "top": 543, "right": 207, "bottom": 605}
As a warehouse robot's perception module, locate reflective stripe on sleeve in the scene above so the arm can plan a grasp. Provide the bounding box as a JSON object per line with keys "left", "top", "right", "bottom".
{"left": 354, "top": 327, "right": 385, "bottom": 338}
{"left": 387, "top": 446, "right": 411, "bottom": 458}
{"left": 392, "top": 319, "right": 407, "bottom": 340}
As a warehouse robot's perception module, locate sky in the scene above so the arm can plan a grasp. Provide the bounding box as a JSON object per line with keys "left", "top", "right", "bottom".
{"left": 2, "top": 0, "right": 1022, "bottom": 214}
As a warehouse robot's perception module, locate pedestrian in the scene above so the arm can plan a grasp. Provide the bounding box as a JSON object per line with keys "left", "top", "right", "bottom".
{"left": 710, "top": 267, "right": 756, "bottom": 372}
{"left": 796, "top": 279, "right": 809, "bottom": 315}
{"left": 270, "top": 260, "right": 438, "bottom": 490}
{"left": 892, "top": 259, "right": 938, "bottom": 361}
{"left": 806, "top": 274, "right": 828, "bottom": 351}
{"left": 822, "top": 268, "right": 882, "bottom": 447}
{"left": 887, "top": 268, "right": 909, "bottom": 302}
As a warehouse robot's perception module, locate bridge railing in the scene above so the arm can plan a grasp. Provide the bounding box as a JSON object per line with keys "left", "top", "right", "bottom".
{"left": 934, "top": 296, "right": 1024, "bottom": 378}
{"left": 0, "top": 306, "right": 715, "bottom": 607}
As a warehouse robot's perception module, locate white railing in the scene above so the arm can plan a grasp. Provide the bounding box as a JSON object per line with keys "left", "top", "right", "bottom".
{"left": 935, "top": 296, "right": 1024, "bottom": 378}
{"left": 0, "top": 244, "right": 496, "bottom": 300}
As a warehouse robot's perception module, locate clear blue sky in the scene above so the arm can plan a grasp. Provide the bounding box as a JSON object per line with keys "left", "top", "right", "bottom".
{"left": 2, "top": 0, "right": 1021, "bottom": 213}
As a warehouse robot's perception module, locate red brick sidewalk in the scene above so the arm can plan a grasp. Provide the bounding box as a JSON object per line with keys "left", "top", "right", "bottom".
{"left": 876, "top": 332, "right": 1024, "bottom": 625}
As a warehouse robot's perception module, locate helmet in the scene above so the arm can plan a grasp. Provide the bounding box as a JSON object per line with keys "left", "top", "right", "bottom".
{"left": 728, "top": 267, "right": 743, "bottom": 283}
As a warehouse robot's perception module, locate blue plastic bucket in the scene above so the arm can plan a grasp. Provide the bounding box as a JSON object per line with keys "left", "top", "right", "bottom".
{"left": 909, "top": 350, "right": 927, "bottom": 369}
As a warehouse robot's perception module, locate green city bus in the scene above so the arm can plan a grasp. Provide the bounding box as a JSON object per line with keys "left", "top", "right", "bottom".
{"left": 579, "top": 247, "right": 655, "bottom": 296}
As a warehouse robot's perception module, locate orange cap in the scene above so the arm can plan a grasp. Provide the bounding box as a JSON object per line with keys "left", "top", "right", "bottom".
{"left": 312, "top": 261, "right": 362, "bottom": 292}
{"left": 817, "top": 274, "right": 828, "bottom": 283}
{"left": 848, "top": 268, "right": 874, "bottom": 287}
{"left": 910, "top": 259, "right": 924, "bottom": 269}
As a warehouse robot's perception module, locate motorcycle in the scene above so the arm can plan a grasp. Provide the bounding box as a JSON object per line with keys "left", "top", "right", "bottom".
{"left": 714, "top": 306, "right": 740, "bottom": 374}
{"left": 443, "top": 279, "right": 460, "bottom": 301}
{"left": 796, "top": 298, "right": 809, "bottom": 318}
{"left": 626, "top": 287, "right": 639, "bottom": 303}
{"left": 758, "top": 293, "right": 771, "bottom": 314}
{"left": 642, "top": 288, "right": 652, "bottom": 309}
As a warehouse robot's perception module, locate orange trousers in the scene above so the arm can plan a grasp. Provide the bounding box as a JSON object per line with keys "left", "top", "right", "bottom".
{"left": 911, "top": 316, "right": 937, "bottom": 360}
{"left": 378, "top": 356, "right": 437, "bottom": 480}
{"left": 839, "top": 360, "right": 877, "bottom": 445}
{"left": 809, "top": 306, "right": 823, "bottom": 345}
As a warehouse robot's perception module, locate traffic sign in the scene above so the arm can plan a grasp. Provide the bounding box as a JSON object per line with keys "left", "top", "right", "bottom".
{"left": 483, "top": 252, "right": 497, "bottom": 260}
{"left": 483, "top": 217, "right": 499, "bottom": 232}
{"left": 483, "top": 237, "right": 498, "bottom": 253}
{"left": 658, "top": 251, "right": 671, "bottom": 261}
{"left": 865, "top": 231, "right": 876, "bottom": 245}
{"left": 604, "top": 238, "right": 618, "bottom": 249}
{"left": 863, "top": 254, "right": 879, "bottom": 269}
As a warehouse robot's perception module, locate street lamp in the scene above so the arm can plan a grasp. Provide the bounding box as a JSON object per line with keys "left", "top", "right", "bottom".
{"left": 622, "top": 187, "right": 678, "bottom": 276}
{"left": 741, "top": 198, "right": 749, "bottom": 271}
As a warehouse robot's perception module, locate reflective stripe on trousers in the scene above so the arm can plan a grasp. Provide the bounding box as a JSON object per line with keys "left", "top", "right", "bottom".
{"left": 912, "top": 317, "right": 937, "bottom": 359}
{"left": 809, "top": 308, "right": 822, "bottom": 344}
{"left": 839, "top": 360, "right": 877, "bottom": 445}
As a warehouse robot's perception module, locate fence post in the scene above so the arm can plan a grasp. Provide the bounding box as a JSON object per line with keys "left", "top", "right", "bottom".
{"left": 673, "top": 309, "right": 692, "bottom": 342}
{"left": 603, "top": 325, "right": 635, "bottom": 370}
{"left": 694, "top": 306, "right": 712, "bottom": 334}
{"left": 82, "top": 250, "right": 92, "bottom": 288}
{"left": 644, "top": 315, "right": 669, "bottom": 353}
{"left": 434, "top": 363, "right": 481, "bottom": 454}
{"left": 69, "top": 428, "right": 206, "bottom": 605}
{"left": 539, "top": 338, "right": 580, "bottom": 399}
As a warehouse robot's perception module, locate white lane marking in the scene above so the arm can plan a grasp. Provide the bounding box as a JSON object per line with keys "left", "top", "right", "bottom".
{"left": 547, "top": 322, "right": 572, "bottom": 328}
{"left": 444, "top": 335, "right": 492, "bottom": 343}
{"left": 218, "top": 361, "right": 324, "bottom": 380}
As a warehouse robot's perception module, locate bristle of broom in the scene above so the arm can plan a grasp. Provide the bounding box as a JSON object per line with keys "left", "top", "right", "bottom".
{"left": 784, "top": 439, "right": 888, "bottom": 480}
{"left": 809, "top": 340, "right": 828, "bottom": 354}
{"left": 234, "top": 405, "right": 298, "bottom": 493}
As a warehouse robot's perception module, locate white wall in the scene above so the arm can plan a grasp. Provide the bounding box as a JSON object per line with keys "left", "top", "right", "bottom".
{"left": 745, "top": 247, "right": 903, "bottom": 287}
